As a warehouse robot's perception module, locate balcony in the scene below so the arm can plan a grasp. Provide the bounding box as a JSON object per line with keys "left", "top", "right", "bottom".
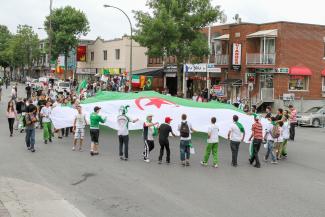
{"left": 246, "top": 53, "right": 276, "bottom": 65}
{"left": 215, "top": 54, "right": 229, "bottom": 65}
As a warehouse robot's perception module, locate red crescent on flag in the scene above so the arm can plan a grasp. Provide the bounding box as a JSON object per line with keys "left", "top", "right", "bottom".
{"left": 135, "top": 97, "right": 177, "bottom": 110}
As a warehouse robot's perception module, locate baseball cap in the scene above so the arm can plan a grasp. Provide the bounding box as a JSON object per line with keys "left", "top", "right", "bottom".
{"left": 165, "top": 117, "right": 172, "bottom": 123}
{"left": 94, "top": 106, "right": 101, "bottom": 112}
{"left": 146, "top": 114, "right": 153, "bottom": 117}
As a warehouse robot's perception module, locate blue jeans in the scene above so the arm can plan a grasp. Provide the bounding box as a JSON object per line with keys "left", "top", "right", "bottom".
{"left": 180, "top": 140, "right": 190, "bottom": 161}
{"left": 25, "top": 128, "right": 35, "bottom": 150}
{"left": 265, "top": 140, "right": 276, "bottom": 162}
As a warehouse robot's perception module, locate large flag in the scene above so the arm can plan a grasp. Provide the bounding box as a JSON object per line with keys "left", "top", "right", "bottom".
{"left": 50, "top": 91, "right": 266, "bottom": 142}
{"left": 77, "top": 80, "right": 88, "bottom": 93}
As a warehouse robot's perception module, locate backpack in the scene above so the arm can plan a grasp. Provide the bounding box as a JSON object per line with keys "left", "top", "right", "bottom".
{"left": 180, "top": 121, "right": 190, "bottom": 138}
{"left": 271, "top": 125, "right": 280, "bottom": 139}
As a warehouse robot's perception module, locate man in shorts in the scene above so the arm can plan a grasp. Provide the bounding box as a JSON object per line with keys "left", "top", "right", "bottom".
{"left": 89, "top": 106, "right": 106, "bottom": 156}
{"left": 73, "top": 105, "right": 87, "bottom": 151}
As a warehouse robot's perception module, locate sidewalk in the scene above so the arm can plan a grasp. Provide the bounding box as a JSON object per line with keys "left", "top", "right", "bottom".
{"left": 0, "top": 177, "right": 87, "bottom": 217}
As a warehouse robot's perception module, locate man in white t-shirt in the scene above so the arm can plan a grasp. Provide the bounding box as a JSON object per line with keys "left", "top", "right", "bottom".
{"left": 73, "top": 105, "right": 87, "bottom": 151}
{"left": 178, "top": 114, "right": 196, "bottom": 166}
{"left": 40, "top": 101, "right": 53, "bottom": 144}
{"left": 117, "top": 105, "right": 139, "bottom": 161}
{"left": 227, "top": 115, "right": 245, "bottom": 167}
{"left": 201, "top": 117, "right": 220, "bottom": 168}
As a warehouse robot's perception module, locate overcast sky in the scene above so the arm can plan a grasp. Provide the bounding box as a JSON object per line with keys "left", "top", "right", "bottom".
{"left": 0, "top": 0, "right": 324, "bottom": 40}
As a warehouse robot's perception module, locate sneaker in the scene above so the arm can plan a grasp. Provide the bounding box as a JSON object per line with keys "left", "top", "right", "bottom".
{"left": 58, "top": 136, "right": 63, "bottom": 139}
{"left": 166, "top": 161, "right": 170, "bottom": 164}
{"left": 90, "top": 151, "right": 94, "bottom": 156}
{"left": 264, "top": 156, "right": 268, "bottom": 162}
{"left": 254, "top": 164, "right": 261, "bottom": 168}
{"left": 213, "top": 164, "right": 218, "bottom": 168}
{"left": 120, "top": 156, "right": 125, "bottom": 160}
{"left": 124, "top": 158, "right": 128, "bottom": 161}
{"left": 30, "top": 149, "right": 35, "bottom": 153}
{"left": 249, "top": 159, "right": 253, "bottom": 165}
{"left": 44, "top": 140, "right": 47, "bottom": 144}
{"left": 27, "top": 147, "right": 31, "bottom": 150}
{"left": 72, "top": 147, "right": 75, "bottom": 151}
{"left": 144, "top": 159, "right": 150, "bottom": 163}
{"left": 200, "top": 161, "right": 208, "bottom": 166}
{"left": 79, "top": 148, "right": 83, "bottom": 152}
{"left": 271, "top": 161, "right": 278, "bottom": 164}
{"left": 158, "top": 160, "right": 162, "bottom": 164}
{"left": 186, "top": 162, "right": 190, "bottom": 166}
{"left": 49, "top": 138, "right": 52, "bottom": 143}
{"left": 181, "top": 162, "right": 186, "bottom": 167}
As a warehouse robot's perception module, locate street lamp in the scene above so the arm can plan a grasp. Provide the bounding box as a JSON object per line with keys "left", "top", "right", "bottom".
{"left": 48, "top": 0, "right": 53, "bottom": 76}
{"left": 103, "top": 4, "right": 133, "bottom": 92}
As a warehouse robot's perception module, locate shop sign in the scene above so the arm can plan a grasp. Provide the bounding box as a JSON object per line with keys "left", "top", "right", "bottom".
{"left": 232, "top": 43, "right": 241, "bottom": 71}
{"left": 164, "top": 65, "right": 178, "bottom": 73}
{"left": 76, "top": 68, "right": 96, "bottom": 75}
{"left": 275, "top": 68, "right": 289, "bottom": 74}
{"left": 184, "top": 64, "right": 207, "bottom": 73}
{"left": 77, "top": 46, "right": 87, "bottom": 62}
{"left": 207, "top": 64, "right": 222, "bottom": 73}
{"left": 212, "top": 85, "right": 225, "bottom": 96}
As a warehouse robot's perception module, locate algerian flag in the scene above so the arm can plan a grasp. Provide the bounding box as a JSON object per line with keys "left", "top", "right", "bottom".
{"left": 50, "top": 91, "right": 268, "bottom": 142}
{"left": 77, "top": 80, "right": 87, "bottom": 93}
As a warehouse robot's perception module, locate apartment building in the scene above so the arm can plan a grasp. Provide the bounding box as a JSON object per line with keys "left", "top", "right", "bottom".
{"left": 77, "top": 36, "right": 148, "bottom": 81}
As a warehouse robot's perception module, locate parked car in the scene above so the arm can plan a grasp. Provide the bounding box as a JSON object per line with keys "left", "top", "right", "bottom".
{"left": 297, "top": 106, "right": 325, "bottom": 127}
{"left": 55, "top": 81, "right": 71, "bottom": 93}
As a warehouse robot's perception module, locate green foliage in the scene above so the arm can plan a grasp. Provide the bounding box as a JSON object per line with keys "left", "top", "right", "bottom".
{"left": 133, "top": 0, "right": 223, "bottom": 92}
{"left": 5, "top": 25, "right": 40, "bottom": 71}
{"left": 44, "top": 6, "right": 90, "bottom": 62}
{"left": 0, "top": 25, "right": 12, "bottom": 68}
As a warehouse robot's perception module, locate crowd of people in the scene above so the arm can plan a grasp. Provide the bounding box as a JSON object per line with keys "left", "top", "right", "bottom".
{"left": 2, "top": 80, "right": 298, "bottom": 169}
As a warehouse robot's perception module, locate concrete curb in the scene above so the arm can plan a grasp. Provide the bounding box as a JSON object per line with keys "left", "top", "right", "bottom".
{"left": 0, "top": 177, "right": 87, "bottom": 217}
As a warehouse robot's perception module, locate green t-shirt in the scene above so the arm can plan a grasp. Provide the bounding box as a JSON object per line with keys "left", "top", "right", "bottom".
{"left": 90, "top": 112, "right": 106, "bottom": 129}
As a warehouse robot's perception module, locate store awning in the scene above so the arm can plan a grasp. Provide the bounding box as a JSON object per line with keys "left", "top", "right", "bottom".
{"left": 321, "top": 69, "right": 325, "bottom": 76}
{"left": 247, "top": 29, "right": 278, "bottom": 38}
{"left": 132, "top": 67, "right": 164, "bottom": 76}
{"left": 220, "top": 79, "right": 243, "bottom": 86}
{"left": 289, "top": 66, "right": 312, "bottom": 76}
{"left": 214, "top": 34, "right": 229, "bottom": 41}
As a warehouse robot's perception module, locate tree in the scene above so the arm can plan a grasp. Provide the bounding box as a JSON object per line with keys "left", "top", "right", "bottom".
{"left": 134, "top": 0, "right": 223, "bottom": 95}
{"left": 44, "top": 6, "right": 90, "bottom": 79}
{"left": 5, "top": 25, "right": 40, "bottom": 78}
{"left": 0, "top": 25, "right": 12, "bottom": 72}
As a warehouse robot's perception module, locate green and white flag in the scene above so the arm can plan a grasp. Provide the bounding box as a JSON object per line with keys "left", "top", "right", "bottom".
{"left": 51, "top": 91, "right": 265, "bottom": 142}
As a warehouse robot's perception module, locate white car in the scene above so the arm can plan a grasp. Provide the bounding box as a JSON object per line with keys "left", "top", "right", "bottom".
{"left": 55, "top": 81, "right": 71, "bottom": 93}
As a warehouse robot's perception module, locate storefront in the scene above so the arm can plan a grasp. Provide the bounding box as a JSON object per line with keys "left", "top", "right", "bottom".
{"left": 76, "top": 68, "right": 97, "bottom": 81}
{"left": 164, "top": 65, "right": 178, "bottom": 96}
{"left": 288, "top": 66, "right": 312, "bottom": 91}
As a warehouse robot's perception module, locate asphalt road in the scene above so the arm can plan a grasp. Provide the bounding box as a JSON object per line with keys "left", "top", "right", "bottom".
{"left": 0, "top": 85, "right": 325, "bottom": 217}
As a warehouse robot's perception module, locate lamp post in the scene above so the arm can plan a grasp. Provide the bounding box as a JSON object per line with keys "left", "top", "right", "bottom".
{"left": 103, "top": 4, "right": 133, "bottom": 92}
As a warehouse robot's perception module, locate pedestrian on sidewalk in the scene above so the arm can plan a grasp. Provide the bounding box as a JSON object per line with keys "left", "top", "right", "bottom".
{"left": 25, "top": 99, "right": 38, "bottom": 152}
{"left": 248, "top": 115, "right": 263, "bottom": 168}
{"left": 89, "top": 106, "right": 106, "bottom": 156}
{"left": 288, "top": 105, "right": 297, "bottom": 141}
{"left": 143, "top": 114, "right": 159, "bottom": 163}
{"left": 158, "top": 117, "right": 176, "bottom": 164}
{"left": 117, "top": 105, "right": 139, "bottom": 161}
{"left": 201, "top": 117, "right": 220, "bottom": 168}
{"left": 25, "top": 84, "right": 32, "bottom": 99}
{"left": 6, "top": 100, "right": 17, "bottom": 137}
{"left": 178, "top": 114, "right": 196, "bottom": 166}
{"left": 40, "top": 101, "right": 53, "bottom": 144}
{"left": 73, "top": 105, "right": 87, "bottom": 151}
{"left": 264, "top": 116, "right": 278, "bottom": 164}
{"left": 227, "top": 115, "right": 245, "bottom": 167}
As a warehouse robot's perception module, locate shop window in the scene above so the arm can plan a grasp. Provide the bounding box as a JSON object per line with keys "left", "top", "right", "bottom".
{"left": 289, "top": 76, "right": 309, "bottom": 91}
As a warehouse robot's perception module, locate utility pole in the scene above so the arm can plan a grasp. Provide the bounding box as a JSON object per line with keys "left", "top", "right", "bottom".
{"left": 48, "top": 0, "right": 53, "bottom": 75}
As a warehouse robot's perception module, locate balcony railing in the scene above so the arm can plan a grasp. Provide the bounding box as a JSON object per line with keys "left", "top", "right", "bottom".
{"left": 246, "top": 53, "right": 276, "bottom": 65}
{"left": 215, "top": 54, "right": 229, "bottom": 65}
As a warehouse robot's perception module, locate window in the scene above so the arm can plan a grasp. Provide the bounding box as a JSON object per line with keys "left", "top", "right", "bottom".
{"left": 289, "top": 76, "right": 309, "bottom": 91}
{"left": 103, "top": 50, "right": 107, "bottom": 60}
{"left": 322, "top": 77, "right": 325, "bottom": 92}
{"left": 115, "top": 49, "right": 120, "bottom": 60}
{"left": 90, "top": 52, "right": 94, "bottom": 61}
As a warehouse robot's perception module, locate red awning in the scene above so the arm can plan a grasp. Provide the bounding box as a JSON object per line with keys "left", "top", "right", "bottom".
{"left": 322, "top": 69, "right": 325, "bottom": 76}
{"left": 289, "top": 66, "right": 312, "bottom": 76}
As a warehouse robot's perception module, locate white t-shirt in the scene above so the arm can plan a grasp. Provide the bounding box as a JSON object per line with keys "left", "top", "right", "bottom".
{"left": 282, "top": 122, "right": 290, "bottom": 140}
{"left": 117, "top": 115, "right": 133, "bottom": 136}
{"left": 75, "top": 113, "right": 86, "bottom": 129}
{"left": 178, "top": 121, "right": 193, "bottom": 140}
{"left": 207, "top": 124, "right": 219, "bottom": 143}
{"left": 229, "top": 123, "right": 243, "bottom": 142}
{"left": 265, "top": 122, "right": 275, "bottom": 141}
{"left": 40, "top": 107, "right": 51, "bottom": 123}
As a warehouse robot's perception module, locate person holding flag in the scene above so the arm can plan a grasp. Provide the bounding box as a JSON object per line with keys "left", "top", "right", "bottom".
{"left": 227, "top": 115, "right": 245, "bottom": 167}
{"left": 143, "top": 114, "right": 159, "bottom": 163}
{"left": 89, "top": 106, "right": 107, "bottom": 156}
{"left": 117, "top": 105, "right": 139, "bottom": 161}
{"left": 248, "top": 114, "right": 263, "bottom": 168}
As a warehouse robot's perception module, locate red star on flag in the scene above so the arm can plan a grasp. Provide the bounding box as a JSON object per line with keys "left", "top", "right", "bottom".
{"left": 135, "top": 97, "right": 177, "bottom": 110}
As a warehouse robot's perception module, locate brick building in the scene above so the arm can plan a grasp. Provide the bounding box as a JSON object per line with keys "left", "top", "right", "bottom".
{"left": 201, "top": 21, "right": 325, "bottom": 111}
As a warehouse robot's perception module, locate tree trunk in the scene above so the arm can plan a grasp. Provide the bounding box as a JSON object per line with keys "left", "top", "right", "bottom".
{"left": 176, "top": 61, "right": 183, "bottom": 98}
{"left": 64, "top": 53, "right": 68, "bottom": 81}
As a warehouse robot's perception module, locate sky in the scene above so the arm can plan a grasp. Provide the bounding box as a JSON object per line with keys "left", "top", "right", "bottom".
{"left": 0, "top": 0, "right": 324, "bottom": 40}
